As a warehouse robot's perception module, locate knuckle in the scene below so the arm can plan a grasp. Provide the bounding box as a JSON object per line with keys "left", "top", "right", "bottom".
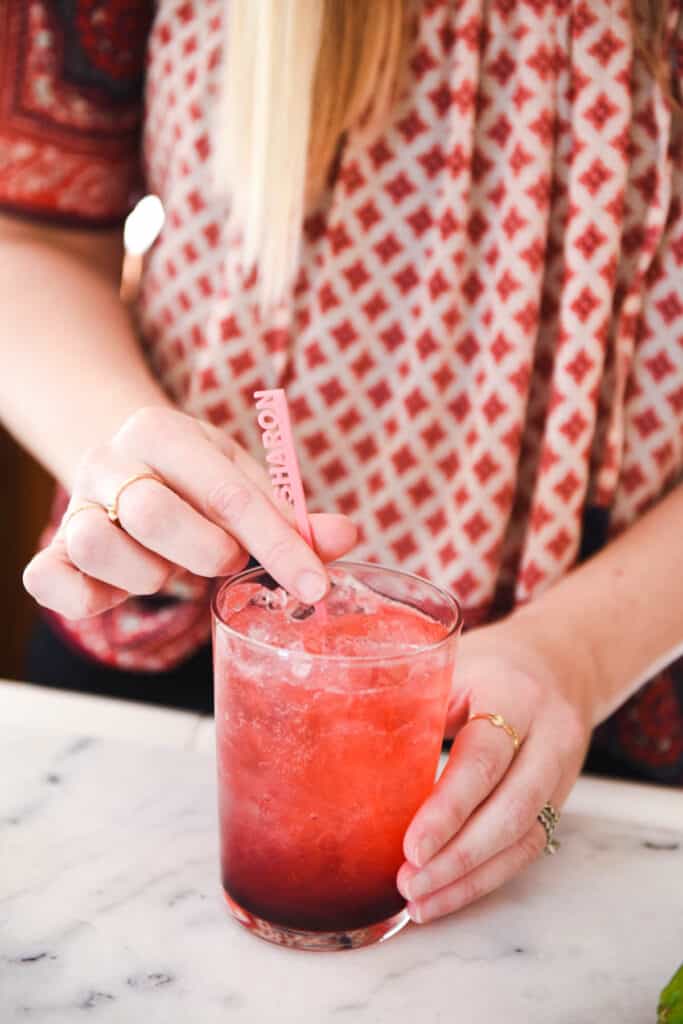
{"left": 205, "top": 481, "right": 251, "bottom": 525}
{"left": 65, "top": 518, "right": 104, "bottom": 572}
{"left": 505, "top": 793, "right": 539, "bottom": 840}
{"left": 73, "top": 444, "right": 109, "bottom": 491}
{"left": 451, "top": 845, "right": 476, "bottom": 878}
{"left": 114, "top": 405, "right": 170, "bottom": 453}
{"left": 263, "top": 535, "right": 299, "bottom": 569}
{"left": 457, "top": 873, "right": 482, "bottom": 907}
{"left": 441, "top": 801, "right": 466, "bottom": 840}
{"left": 523, "top": 675, "right": 543, "bottom": 706}
{"left": 470, "top": 748, "right": 500, "bottom": 792}
{"left": 119, "top": 483, "right": 166, "bottom": 540}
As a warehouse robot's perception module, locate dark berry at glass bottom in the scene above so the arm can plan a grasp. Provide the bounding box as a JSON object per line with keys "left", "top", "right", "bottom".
{"left": 212, "top": 562, "right": 461, "bottom": 951}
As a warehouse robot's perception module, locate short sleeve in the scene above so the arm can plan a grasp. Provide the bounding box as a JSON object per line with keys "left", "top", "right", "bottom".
{"left": 0, "top": 1, "right": 154, "bottom": 227}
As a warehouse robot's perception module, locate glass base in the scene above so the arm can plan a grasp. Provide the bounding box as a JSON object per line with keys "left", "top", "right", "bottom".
{"left": 223, "top": 890, "right": 410, "bottom": 951}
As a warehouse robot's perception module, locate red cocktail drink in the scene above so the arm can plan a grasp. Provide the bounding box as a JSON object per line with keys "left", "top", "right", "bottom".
{"left": 212, "top": 562, "right": 461, "bottom": 950}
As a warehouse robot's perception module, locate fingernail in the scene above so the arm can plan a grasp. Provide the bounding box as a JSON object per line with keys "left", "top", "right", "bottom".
{"left": 403, "top": 873, "right": 430, "bottom": 902}
{"left": 295, "top": 570, "right": 327, "bottom": 604}
{"left": 413, "top": 838, "right": 435, "bottom": 868}
{"left": 406, "top": 902, "right": 422, "bottom": 925}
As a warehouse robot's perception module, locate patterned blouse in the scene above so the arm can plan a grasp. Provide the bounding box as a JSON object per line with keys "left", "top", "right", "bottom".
{"left": 2, "top": 0, "right": 682, "bottom": 783}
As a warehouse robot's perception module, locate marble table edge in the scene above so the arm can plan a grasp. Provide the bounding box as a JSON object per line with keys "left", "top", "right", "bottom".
{"left": 2, "top": 679, "right": 681, "bottom": 833}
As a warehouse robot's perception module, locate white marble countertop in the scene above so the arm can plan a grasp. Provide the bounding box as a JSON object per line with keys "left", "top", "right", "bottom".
{"left": 1, "top": 679, "right": 682, "bottom": 1023}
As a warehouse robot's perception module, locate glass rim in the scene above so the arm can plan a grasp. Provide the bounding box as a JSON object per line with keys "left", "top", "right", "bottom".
{"left": 211, "top": 559, "right": 463, "bottom": 664}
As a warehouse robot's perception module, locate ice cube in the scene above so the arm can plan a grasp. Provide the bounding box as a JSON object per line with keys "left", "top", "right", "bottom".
{"left": 247, "top": 587, "right": 288, "bottom": 612}
{"left": 290, "top": 656, "right": 313, "bottom": 680}
{"left": 244, "top": 625, "right": 270, "bottom": 643}
{"left": 289, "top": 604, "right": 315, "bottom": 621}
{"left": 325, "top": 569, "right": 379, "bottom": 616}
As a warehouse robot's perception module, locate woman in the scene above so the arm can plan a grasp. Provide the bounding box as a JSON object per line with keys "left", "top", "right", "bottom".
{"left": 5, "top": 0, "right": 682, "bottom": 925}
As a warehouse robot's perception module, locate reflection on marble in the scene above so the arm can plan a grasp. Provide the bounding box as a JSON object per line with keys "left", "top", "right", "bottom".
{"left": 1, "top": 722, "right": 682, "bottom": 1024}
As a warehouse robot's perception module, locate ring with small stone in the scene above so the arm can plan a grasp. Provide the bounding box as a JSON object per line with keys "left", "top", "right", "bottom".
{"left": 537, "top": 801, "right": 560, "bottom": 855}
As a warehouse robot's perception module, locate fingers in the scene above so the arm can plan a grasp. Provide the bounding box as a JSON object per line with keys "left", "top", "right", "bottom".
{"left": 62, "top": 506, "right": 172, "bottom": 594}
{"left": 23, "top": 539, "right": 128, "bottom": 620}
{"left": 113, "top": 478, "right": 248, "bottom": 578}
{"left": 191, "top": 423, "right": 358, "bottom": 560}
{"left": 309, "top": 514, "right": 358, "bottom": 561}
{"left": 197, "top": 420, "right": 274, "bottom": 495}
{"left": 202, "top": 423, "right": 358, "bottom": 560}
{"left": 405, "top": 818, "right": 548, "bottom": 924}
{"left": 403, "top": 709, "right": 530, "bottom": 868}
{"left": 63, "top": 485, "right": 353, "bottom": 595}
{"left": 25, "top": 407, "right": 359, "bottom": 620}
{"left": 114, "top": 409, "right": 333, "bottom": 602}
{"left": 397, "top": 725, "right": 561, "bottom": 903}
{"left": 74, "top": 449, "right": 249, "bottom": 579}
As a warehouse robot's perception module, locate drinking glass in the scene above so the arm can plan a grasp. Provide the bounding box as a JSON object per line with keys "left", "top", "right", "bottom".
{"left": 212, "top": 561, "right": 461, "bottom": 950}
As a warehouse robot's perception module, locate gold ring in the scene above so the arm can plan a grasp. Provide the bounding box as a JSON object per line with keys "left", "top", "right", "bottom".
{"left": 105, "top": 472, "right": 163, "bottom": 526}
{"left": 537, "top": 801, "right": 560, "bottom": 855}
{"left": 61, "top": 502, "right": 104, "bottom": 532}
{"left": 467, "top": 712, "right": 522, "bottom": 755}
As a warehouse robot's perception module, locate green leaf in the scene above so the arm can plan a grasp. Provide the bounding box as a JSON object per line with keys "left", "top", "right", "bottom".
{"left": 658, "top": 963, "right": 683, "bottom": 1024}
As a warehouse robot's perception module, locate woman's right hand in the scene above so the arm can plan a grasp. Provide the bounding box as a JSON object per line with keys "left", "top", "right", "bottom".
{"left": 23, "top": 406, "right": 357, "bottom": 619}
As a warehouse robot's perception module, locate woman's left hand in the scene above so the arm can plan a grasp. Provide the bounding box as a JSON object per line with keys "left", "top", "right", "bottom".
{"left": 397, "top": 611, "right": 596, "bottom": 923}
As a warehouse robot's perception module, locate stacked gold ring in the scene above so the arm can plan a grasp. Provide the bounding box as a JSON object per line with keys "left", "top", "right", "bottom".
{"left": 61, "top": 502, "right": 102, "bottom": 532}
{"left": 61, "top": 473, "right": 163, "bottom": 533}
{"left": 537, "top": 801, "right": 561, "bottom": 855}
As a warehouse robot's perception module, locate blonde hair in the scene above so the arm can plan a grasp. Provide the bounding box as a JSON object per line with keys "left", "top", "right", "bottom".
{"left": 215, "top": 0, "right": 406, "bottom": 308}
{"left": 631, "top": 0, "right": 679, "bottom": 103}
{"left": 215, "top": 1, "right": 675, "bottom": 309}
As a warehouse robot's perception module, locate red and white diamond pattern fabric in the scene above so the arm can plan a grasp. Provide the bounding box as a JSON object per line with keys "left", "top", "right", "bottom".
{"left": 613, "top": 171, "right": 683, "bottom": 530}
{"left": 51, "top": 0, "right": 683, "bottom": 672}
{"left": 512, "top": 0, "right": 635, "bottom": 601}
{"left": 591, "top": 4, "right": 679, "bottom": 514}
{"left": 609, "top": 11, "right": 683, "bottom": 531}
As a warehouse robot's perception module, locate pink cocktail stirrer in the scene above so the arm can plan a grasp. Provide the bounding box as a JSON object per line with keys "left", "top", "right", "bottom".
{"left": 253, "top": 389, "right": 313, "bottom": 544}
{"left": 253, "top": 389, "right": 327, "bottom": 615}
